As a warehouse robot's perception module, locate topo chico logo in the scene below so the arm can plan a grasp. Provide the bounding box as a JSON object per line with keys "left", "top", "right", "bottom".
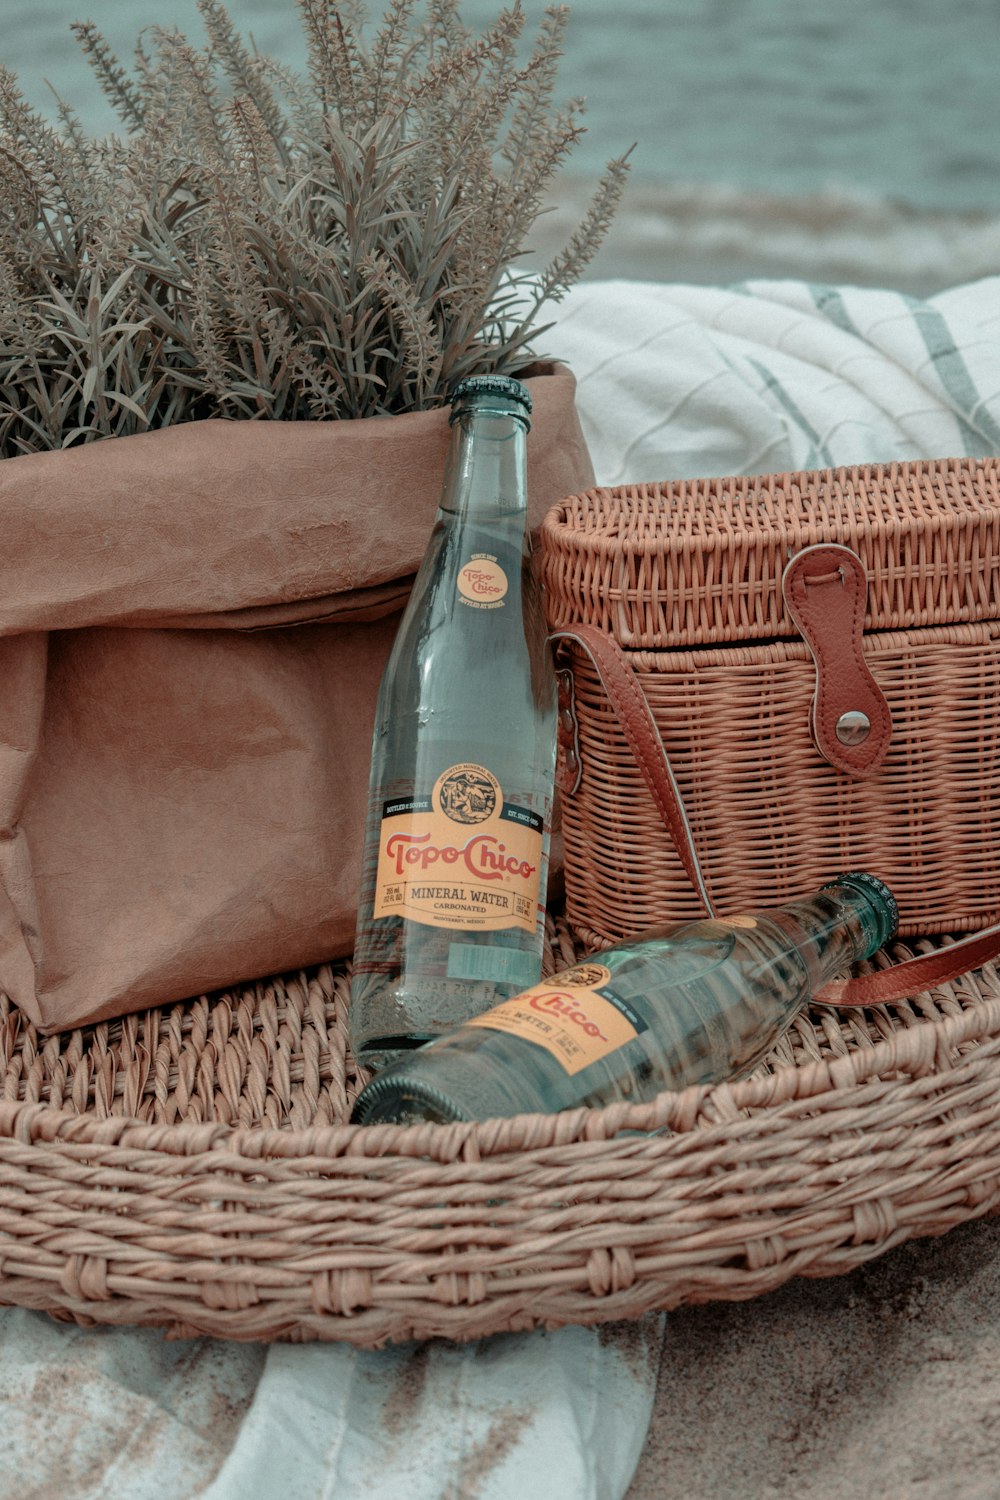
{"left": 380, "top": 764, "right": 536, "bottom": 883}
{"left": 556, "top": 963, "right": 613, "bottom": 989}
{"left": 458, "top": 555, "right": 508, "bottom": 607}
{"left": 527, "top": 989, "right": 610, "bottom": 1041}
{"left": 436, "top": 765, "right": 498, "bottom": 824}
{"left": 383, "top": 830, "right": 536, "bottom": 882}
{"left": 374, "top": 762, "right": 542, "bottom": 930}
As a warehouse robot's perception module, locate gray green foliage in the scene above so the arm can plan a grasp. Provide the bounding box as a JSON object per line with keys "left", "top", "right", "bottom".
{"left": 0, "top": 0, "right": 629, "bottom": 453}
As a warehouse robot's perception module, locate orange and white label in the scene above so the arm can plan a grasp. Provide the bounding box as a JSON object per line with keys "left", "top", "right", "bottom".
{"left": 466, "top": 963, "right": 646, "bottom": 1074}
{"left": 458, "top": 554, "right": 508, "bottom": 608}
{"left": 373, "top": 764, "right": 543, "bottom": 932}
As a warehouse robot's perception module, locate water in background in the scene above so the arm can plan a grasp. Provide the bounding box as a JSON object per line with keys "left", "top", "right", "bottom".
{"left": 6, "top": 0, "right": 1000, "bottom": 291}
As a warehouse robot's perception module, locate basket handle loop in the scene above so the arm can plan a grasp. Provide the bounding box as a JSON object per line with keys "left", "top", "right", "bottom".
{"left": 550, "top": 622, "right": 1000, "bottom": 1009}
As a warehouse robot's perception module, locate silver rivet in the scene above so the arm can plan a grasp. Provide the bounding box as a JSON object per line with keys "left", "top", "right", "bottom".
{"left": 836, "top": 710, "right": 871, "bottom": 745}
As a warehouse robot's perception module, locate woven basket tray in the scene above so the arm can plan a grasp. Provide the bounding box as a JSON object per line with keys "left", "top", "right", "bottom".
{"left": 2, "top": 908, "right": 999, "bottom": 1346}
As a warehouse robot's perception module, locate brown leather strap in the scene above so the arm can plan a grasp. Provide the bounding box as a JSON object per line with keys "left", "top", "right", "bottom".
{"left": 551, "top": 622, "right": 1000, "bottom": 1008}
{"left": 549, "top": 625, "right": 716, "bottom": 917}
{"left": 814, "top": 923, "right": 1000, "bottom": 1005}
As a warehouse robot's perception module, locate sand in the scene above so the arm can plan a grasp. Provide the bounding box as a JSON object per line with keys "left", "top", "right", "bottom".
{"left": 625, "top": 1212, "right": 1000, "bottom": 1499}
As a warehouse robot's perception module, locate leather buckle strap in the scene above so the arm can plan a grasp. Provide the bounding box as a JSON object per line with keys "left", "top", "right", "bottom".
{"left": 781, "top": 543, "right": 892, "bottom": 779}
{"left": 814, "top": 923, "right": 1000, "bottom": 1006}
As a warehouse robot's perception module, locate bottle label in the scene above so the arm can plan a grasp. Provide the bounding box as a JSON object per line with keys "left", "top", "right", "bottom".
{"left": 465, "top": 963, "right": 647, "bottom": 1075}
{"left": 373, "top": 763, "right": 544, "bottom": 932}
{"left": 446, "top": 942, "right": 543, "bottom": 988}
{"left": 457, "top": 554, "right": 508, "bottom": 609}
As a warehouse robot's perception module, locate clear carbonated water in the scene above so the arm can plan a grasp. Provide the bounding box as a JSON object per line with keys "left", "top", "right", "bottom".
{"left": 349, "top": 393, "right": 556, "bottom": 1070}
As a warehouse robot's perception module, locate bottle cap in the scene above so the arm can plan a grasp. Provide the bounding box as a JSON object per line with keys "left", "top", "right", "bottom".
{"left": 827, "top": 871, "right": 899, "bottom": 952}
{"left": 448, "top": 374, "right": 532, "bottom": 423}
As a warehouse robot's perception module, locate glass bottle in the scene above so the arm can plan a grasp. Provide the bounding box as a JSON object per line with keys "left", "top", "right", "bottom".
{"left": 351, "top": 873, "right": 898, "bottom": 1124}
{"left": 349, "top": 375, "right": 557, "bottom": 1072}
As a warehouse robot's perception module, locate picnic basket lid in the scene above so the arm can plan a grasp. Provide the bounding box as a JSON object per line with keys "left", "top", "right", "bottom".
{"left": 540, "top": 457, "right": 1000, "bottom": 648}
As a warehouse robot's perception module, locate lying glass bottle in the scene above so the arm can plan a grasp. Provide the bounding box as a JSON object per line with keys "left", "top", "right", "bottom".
{"left": 351, "top": 873, "right": 898, "bottom": 1126}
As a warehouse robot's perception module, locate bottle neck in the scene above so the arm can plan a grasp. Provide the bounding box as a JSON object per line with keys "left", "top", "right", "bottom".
{"left": 440, "top": 406, "right": 529, "bottom": 523}
{"left": 769, "top": 877, "right": 895, "bottom": 988}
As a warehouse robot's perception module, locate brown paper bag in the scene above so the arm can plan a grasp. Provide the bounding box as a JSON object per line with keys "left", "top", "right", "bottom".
{"left": 0, "top": 362, "right": 593, "bottom": 1030}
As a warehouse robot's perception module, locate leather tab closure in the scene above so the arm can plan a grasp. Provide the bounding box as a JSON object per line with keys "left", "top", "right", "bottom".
{"left": 781, "top": 543, "right": 892, "bottom": 779}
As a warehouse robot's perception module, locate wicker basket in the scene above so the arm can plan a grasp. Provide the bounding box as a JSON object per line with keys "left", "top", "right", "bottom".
{"left": 540, "top": 458, "right": 1000, "bottom": 947}
{"left": 2, "top": 908, "right": 1000, "bottom": 1347}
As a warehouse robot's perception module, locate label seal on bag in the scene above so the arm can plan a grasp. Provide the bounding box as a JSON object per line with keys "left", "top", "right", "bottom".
{"left": 465, "top": 963, "right": 648, "bottom": 1074}
{"left": 373, "top": 763, "right": 543, "bottom": 932}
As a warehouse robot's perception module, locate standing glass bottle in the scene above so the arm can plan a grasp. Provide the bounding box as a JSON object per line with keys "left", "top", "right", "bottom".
{"left": 349, "top": 375, "right": 557, "bottom": 1072}
{"left": 352, "top": 873, "right": 898, "bottom": 1123}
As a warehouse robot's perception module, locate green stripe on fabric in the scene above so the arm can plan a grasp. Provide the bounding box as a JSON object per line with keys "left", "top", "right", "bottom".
{"left": 902, "top": 296, "right": 1000, "bottom": 453}
{"left": 746, "top": 356, "right": 833, "bottom": 469}
{"left": 809, "top": 284, "right": 862, "bottom": 337}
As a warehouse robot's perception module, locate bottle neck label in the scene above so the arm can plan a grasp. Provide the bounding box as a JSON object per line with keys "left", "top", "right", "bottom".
{"left": 457, "top": 553, "right": 508, "bottom": 609}
{"left": 373, "top": 763, "right": 543, "bottom": 933}
{"left": 465, "top": 963, "right": 648, "bottom": 1075}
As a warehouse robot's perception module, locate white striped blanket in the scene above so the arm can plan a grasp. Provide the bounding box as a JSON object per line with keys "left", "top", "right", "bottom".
{"left": 550, "top": 275, "right": 1000, "bottom": 485}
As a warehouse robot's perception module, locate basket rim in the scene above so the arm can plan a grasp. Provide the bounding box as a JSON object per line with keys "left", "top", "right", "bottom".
{"left": 3, "top": 979, "right": 998, "bottom": 1164}
{"left": 539, "top": 457, "right": 1000, "bottom": 576}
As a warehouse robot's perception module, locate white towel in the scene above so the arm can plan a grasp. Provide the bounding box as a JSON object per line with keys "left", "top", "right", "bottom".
{"left": 0, "top": 1305, "right": 661, "bottom": 1500}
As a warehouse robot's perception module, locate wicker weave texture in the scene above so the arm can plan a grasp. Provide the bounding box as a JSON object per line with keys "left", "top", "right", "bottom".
{"left": 541, "top": 459, "right": 1000, "bottom": 648}
{"left": 558, "top": 622, "right": 1000, "bottom": 941}
{"left": 1, "top": 914, "right": 1000, "bottom": 1346}
{"left": 542, "top": 460, "right": 1000, "bottom": 941}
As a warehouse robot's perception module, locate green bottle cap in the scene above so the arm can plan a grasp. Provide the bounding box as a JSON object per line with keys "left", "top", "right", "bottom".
{"left": 448, "top": 374, "right": 532, "bottom": 422}
{"left": 828, "top": 871, "right": 899, "bottom": 952}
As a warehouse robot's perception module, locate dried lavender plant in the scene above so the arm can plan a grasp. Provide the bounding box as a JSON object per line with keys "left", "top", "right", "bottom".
{"left": 0, "top": 0, "right": 629, "bottom": 453}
